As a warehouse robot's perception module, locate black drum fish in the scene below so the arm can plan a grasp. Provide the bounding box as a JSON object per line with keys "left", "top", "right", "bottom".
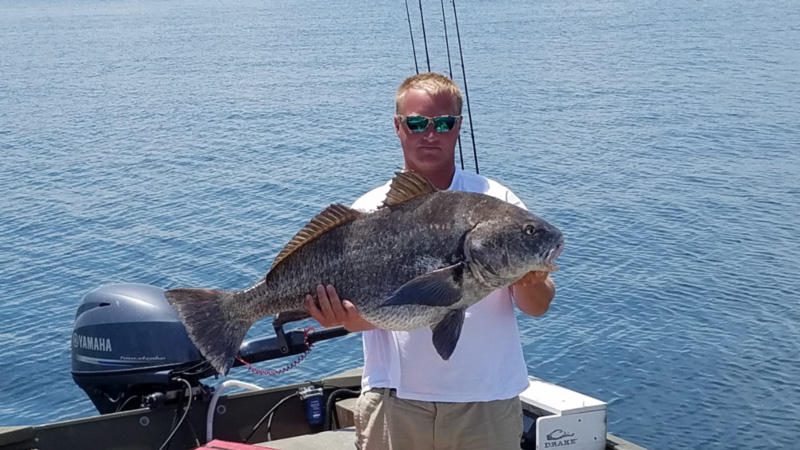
{"left": 166, "top": 172, "right": 564, "bottom": 375}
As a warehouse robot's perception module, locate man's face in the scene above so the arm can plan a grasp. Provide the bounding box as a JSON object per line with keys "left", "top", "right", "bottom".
{"left": 395, "top": 89, "right": 461, "bottom": 177}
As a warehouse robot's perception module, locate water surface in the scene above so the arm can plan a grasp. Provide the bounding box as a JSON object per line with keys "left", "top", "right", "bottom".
{"left": 1, "top": 1, "right": 799, "bottom": 448}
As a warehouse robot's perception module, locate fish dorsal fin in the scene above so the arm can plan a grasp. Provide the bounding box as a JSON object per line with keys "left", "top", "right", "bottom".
{"left": 383, "top": 171, "right": 438, "bottom": 207}
{"left": 269, "top": 204, "right": 362, "bottom": 272}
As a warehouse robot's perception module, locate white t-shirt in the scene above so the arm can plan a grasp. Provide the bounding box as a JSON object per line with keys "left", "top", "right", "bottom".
{"left": 351, "top": 168, "right": 531, "bottom": 402}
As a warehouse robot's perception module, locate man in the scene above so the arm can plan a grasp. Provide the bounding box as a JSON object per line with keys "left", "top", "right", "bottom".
{"left": 306, "top": 72, "right": 555, "bottom": 450}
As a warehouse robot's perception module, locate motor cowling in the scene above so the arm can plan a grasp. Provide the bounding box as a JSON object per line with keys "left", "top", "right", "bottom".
{"left": 71, "top": 283, "right": 206, "bottom": 413}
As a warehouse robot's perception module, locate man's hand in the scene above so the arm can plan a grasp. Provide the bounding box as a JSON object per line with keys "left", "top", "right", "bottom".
{"left": 514, "top": 271, "right": 550, "bottom": 287}
{"left": 305, "top": 284, "right": 376, "bottom": 332}
{"left": 511, "top": 271, "right": 556, "bottom": 317}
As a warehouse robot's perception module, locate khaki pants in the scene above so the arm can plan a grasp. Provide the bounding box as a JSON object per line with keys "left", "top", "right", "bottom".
{"left": 354, "top": 388, "right": 523, "bottom": 450}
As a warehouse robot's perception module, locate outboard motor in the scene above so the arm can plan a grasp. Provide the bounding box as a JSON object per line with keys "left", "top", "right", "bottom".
{"left": 71, "top": 283, "right": 209, "bottom": 414}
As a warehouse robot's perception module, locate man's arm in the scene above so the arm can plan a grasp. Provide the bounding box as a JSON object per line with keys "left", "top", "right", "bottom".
{"left": 305, "top": 284, "right": 376, "bottom": 332}
{"left": 510, "top": 271, "right": 556, "bottom": 317}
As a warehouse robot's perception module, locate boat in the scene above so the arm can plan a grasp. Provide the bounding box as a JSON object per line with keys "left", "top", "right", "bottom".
{"left": 0, "top": 283, "right": 649, "bottom": 450}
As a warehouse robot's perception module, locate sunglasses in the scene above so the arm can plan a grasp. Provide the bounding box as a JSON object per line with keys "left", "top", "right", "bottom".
{"left": 398, "top": 115, "right": 461, "bottom": 133}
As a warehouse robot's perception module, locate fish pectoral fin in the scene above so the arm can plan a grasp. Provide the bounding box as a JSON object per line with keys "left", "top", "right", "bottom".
{"left": 381, "top": 263, "right": 464, "bottom": 308}
{"left": 431, "top": 308, "right": 466, "bottom": 360}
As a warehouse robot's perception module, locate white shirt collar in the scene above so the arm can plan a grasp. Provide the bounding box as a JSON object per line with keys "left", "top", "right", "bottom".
{"left": 446, "top": 167, "right": 463, "bottom": 191}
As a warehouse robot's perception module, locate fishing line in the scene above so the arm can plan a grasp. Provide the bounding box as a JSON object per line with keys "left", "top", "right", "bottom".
{"left": 451, "top": 0, "right": 479, "bottom": 174}
{"left": 404, "top": 0, "right": 419, "bottom": 74}
{"left": 417, "top": 0, "right": 431, "bottom": 71}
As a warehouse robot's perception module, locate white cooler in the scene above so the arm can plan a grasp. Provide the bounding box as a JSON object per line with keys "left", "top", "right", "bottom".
{"left": 519, "top": 376, "right": 607, "bottom": 450}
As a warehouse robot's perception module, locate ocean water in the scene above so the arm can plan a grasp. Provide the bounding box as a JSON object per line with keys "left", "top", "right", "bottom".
{"left": 1, "top": 0, "right": 799, "bottom": 448}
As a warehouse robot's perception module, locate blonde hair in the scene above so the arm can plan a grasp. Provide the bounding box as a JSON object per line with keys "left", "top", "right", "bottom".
{"left": 395, "top": 72, "right": 463, "bottom": 114}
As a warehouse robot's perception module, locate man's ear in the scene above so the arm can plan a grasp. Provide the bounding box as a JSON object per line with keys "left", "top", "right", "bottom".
{"left": 394, "top": 115, "right": 402, "bottom": 135}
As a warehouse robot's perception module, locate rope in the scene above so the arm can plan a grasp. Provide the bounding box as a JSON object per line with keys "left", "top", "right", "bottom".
{"left": 236, "top": 326, "right": 314, "bottom": 375}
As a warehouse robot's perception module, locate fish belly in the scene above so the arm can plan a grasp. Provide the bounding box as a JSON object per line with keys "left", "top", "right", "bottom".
{"left": 364, "top": 304, "right": 451, "bottom": 331}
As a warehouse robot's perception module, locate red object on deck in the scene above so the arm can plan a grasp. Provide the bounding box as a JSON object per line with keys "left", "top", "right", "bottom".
{"left": 197, "top": 440, "right": 280, "bottom": 450}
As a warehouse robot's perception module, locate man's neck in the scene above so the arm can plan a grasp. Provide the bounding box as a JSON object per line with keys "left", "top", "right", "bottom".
{"left": 406, "top": 166, "right": 456, "bottom": 190}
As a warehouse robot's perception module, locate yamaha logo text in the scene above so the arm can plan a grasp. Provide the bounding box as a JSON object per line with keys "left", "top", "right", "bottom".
{"left": 73, "top": 333, "right": 113, "bottom": 352}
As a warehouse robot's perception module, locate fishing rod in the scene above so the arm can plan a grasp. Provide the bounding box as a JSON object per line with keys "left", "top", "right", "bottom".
{"left": 403, "top": 0, "right": 479, "bottom": 174}
{"left": 417, "top": 0, "right": 431, "bottom": 71}
{"left": 407, "top": 2, "right": 464, "bottom": 168}
{"left": 404, "top": 0, "right": 419, "bottom": 74}
{"left": 440, "top": 0, "right": 465, "bottom": 171}
{"left": 451, "top": 0, "right": 479, "bottom": 174}
{"left": 440, "top": 0, "right": 454, "bottom": 78}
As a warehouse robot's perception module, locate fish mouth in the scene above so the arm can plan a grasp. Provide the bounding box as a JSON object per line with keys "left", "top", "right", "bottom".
{"left": 540, "top": 243, "right": 564, "bottom": 272}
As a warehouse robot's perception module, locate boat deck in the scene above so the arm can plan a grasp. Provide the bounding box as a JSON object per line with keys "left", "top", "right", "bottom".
{"left": 260, "top": 398, "right": 646, "bottom": 450}
{"left": 263, "top": 428, "right": 646, "bottom": 450}
{"left": 0, "top": 368, "right": 649, "bottom": 450}
{"left": 260, "top": 428, "right": 355, "bottom": 449}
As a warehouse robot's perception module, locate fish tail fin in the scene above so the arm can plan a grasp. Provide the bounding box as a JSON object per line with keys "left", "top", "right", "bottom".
{"left": 165, "top": 288, "right": 251, "bottom": 376}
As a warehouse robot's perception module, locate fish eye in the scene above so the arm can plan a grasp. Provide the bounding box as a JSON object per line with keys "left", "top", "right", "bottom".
{"left": 523, "top": 224, "right": 537, "bottom": 235}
